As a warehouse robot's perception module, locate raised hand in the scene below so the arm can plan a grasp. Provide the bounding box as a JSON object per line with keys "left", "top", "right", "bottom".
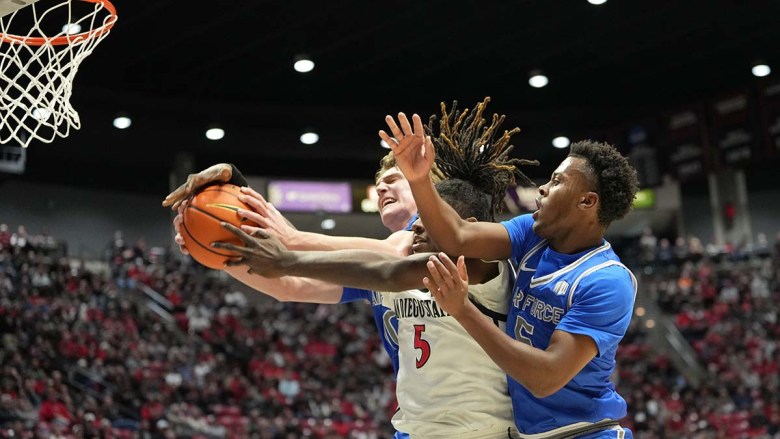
{"left": 212, "top": 222, "right": 291, "bottom": 278}
{"left": 162, "top": 163, "right": 233, "bottom": 210}
{"left": 424, "top": 252, "right": 471, "bottom": 318}
{"left": 379, "top": 112, "right": 435, "bottom": 184}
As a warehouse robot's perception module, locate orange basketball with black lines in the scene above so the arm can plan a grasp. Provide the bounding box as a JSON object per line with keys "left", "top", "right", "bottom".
{"left": 181, "top": 183, "right": 258, "bottom": 269}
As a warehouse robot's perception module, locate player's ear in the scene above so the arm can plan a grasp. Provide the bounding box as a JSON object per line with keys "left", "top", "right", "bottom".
{"left": 578, "top": 192, "right": 598, "bottom": 211}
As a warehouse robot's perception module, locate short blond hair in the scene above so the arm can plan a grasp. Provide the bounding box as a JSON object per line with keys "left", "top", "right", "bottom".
{"left": 375, "top": 151, "right": 444, "bottom": 184}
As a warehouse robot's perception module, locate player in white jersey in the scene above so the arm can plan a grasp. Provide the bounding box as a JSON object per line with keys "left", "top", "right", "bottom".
{"left": 382, "top": 101, "right": 640, "bottom": 438}
{"left": 386, "top": 240, "right": 515, "bottom": 438}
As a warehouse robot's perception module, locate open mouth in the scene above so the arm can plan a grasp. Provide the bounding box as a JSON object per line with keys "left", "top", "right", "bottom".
{"left": 380, "top": 198, "right": 396, "bottom": 209}
{"left": 533, "top": 197, "right": 541, "bottom": 219}
{"left": 411, "top": 237, "right": 427, "bottom": 252}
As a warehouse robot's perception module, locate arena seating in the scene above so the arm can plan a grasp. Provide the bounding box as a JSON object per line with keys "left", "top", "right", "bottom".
{"left": 1, "top": 223, "right": 778, "bottom": 438}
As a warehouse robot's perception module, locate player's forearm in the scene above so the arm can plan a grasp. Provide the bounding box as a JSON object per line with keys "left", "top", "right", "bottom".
{"left": 452, "top": 303, "right": 569, "bottom": 398}
{"left": 287, "top": 230, "right": 401, "bottom": 255}
{"left": 225, "top": 266, "right": 342, "bottom": 304}
{"left": 280, "top": 250, "right": 430, "bottom": 292}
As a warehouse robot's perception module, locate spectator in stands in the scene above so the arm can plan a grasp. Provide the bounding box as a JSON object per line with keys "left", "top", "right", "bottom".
{"left": 278, "top": 370, "right": 301, "bottom": 401}
{"left": 774, "top": 231, "right": 780, "bottom": 260}
{"left": 0, "top": 224, "right": 10, "bottom": 250}
{"left": 687, "top": 235, "right": 704, "bottom": 263}
{"left": 638, "top": 227, "right": 657, "bottom": 267}
{"left": 673, "top": 236, "right": 689, "bottom": 265}
{"left": 10, "top": 225, "right": 28, "bottom": 250}
{"left": 754, "top": 232, "right": 771, "bottom": 259}
{"left": 657, "top": 237, "right": 674, "bottom": 267}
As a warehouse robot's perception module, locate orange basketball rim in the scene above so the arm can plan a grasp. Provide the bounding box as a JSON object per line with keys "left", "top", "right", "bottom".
{"left": 0, "top": 0, "right": 117, "bottom": 46}
{"left": 0, "top": 0, "right": 119, "bottom": 148}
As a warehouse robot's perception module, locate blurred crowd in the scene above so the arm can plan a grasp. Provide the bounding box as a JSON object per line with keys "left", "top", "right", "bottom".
{"left": 1, "top": 223, "right": 778, "bottom": 438}
{"left": 619, "top": 228, "right": 780, "bottom": 438}
{"left": 1, "top": 225, "right": 395, "bottom": 438}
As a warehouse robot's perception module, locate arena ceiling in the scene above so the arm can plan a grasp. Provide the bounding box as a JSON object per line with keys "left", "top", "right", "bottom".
{"left": 3, "top": 0, "right": 780, "bottom": 195}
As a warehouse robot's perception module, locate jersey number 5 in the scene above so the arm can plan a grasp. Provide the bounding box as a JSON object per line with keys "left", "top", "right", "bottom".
{"left": 514, "top": 316, "right": 535, "bottom": 347}
{"left": 413, "top": 324, "right": 431, "bottom": 368}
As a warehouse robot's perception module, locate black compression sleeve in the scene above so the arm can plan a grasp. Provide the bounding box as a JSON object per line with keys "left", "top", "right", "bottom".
{"left": 227, "top": 164, "right": 248, "bottom": 187}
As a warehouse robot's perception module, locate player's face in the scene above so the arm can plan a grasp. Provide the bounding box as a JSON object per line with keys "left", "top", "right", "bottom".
{"left": 409, "top": 217, "right": 438, "bottom": 254}
{"left": 375, "top": 167, "right": 417, "bottom": 233}
{"left": 532, "top": 157, "right": 596, "bottom": 239}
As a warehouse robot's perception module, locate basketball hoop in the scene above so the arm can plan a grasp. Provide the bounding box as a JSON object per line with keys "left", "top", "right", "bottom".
{"left": 0, "top": 0, "right": 117, "bottom": 148}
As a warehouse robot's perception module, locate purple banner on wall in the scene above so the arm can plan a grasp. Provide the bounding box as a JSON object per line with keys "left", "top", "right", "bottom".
{"left": 267, "top": 180, "right": 352, "bottom": 213}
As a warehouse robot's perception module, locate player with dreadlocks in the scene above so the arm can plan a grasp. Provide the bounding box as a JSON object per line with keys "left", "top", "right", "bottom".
{"left": 383, "top": 99, "right": 640, "bottom": 438}
{"left": 213, "top": 97, "right": 538, "bottom": 439}
{"left": 425, "top": 96, "right": 536, "bottom": 221}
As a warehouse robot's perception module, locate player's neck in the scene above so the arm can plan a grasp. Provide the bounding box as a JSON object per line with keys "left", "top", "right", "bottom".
{"left": 548, "top": 226, "right": 604, "bottom": 255}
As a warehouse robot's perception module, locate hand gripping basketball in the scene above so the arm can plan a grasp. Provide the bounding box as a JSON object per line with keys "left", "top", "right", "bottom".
{"left": 213, "top": 222, "right": 291, "bottom": 278}
{"left": 179, "top": 184, "right": 259, "bottom": 269}
{"left": 163, "top": 163, "right": 234, "bottom": 210}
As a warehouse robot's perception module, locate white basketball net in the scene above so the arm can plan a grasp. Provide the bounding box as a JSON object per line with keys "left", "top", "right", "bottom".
{"left": 0, "top": 0, "right": 116, "bottom": 147}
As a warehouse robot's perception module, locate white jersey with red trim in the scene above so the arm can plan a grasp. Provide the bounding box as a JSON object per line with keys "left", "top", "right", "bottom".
{"left": 389, "top": 260, "right": 517, "bottom": 439}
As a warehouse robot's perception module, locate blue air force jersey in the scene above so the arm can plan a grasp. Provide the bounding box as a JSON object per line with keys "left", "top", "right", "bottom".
{"left": 501, "top": 214, "right": 636, "bottom": 437}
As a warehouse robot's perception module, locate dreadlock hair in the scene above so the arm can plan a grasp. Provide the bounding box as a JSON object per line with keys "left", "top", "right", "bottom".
{"left": 375, "top": 150, "right": 445, "bottom": 185}
{"left": 568, "top": 140, "right": 639, "bottom": 226}
{"left": 425, "top": 96, "right": 539, "bottom": 219}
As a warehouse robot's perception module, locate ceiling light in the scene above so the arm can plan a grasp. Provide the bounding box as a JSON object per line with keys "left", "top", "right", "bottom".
{"left": 552, "top": 136, "right": 570, "bottom": 149}
{"left": 320, "top": 218, "right": 336, "bottom": 230}
{"left": 587, "top": 0, "right": 607, "bottom": 5}
{"left": 112, "top": 114, "right": 131, "bottom": 129}
{"left": 752, "top": 63, "right": 771, "bottom": 77}
{"left": 62, "top": 23, "right": 81, "bottom": 35}
{"left": 205, "top": 126, "right": 224, "bottom": 140}
{"left": 380, "top": 139, "right": 394, "bottom": 149}
{"left": 294, "top": 55, "right": 315, "bottom": 73}
{"left": 300, "top": 131, "right": 319, "bottom": 145}
{"left": 31, "top": 108, "right": 51, "bottom": 122}
{"left": 528, "top": 70, "right": 549, "bottom": 88}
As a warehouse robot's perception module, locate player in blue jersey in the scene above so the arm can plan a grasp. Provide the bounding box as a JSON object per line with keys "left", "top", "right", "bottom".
{"left": 381, "top": 101, "right": 640, "bottom": 438}
{"left": 164, "top": 153, "right": 442, "bottom": 439}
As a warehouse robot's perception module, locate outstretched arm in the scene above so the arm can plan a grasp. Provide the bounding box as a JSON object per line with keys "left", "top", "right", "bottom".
{"left": 172, "top": 203, "right": 344, "bottom": 304}
{"left": 214, "top": 223, "right": 496, "bottom": 292}
{"left": 424, "top": 253, "right": 598, "bottom": 398}
{"left": 237, "top": 187, "right": 410, "bottom": 256}
{"left": 380, "top": 113, "right": 512, "bottom": 260}
{"left": 163, "top": 163, "right": 409, "bottom": 256}
{"left": 224, "top": 266, "right": 344, "bottom": 304}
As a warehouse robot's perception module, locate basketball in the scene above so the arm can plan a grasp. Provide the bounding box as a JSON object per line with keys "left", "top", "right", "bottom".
{"left": 180, "top": 183, "right": 258, "bottom": 269}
